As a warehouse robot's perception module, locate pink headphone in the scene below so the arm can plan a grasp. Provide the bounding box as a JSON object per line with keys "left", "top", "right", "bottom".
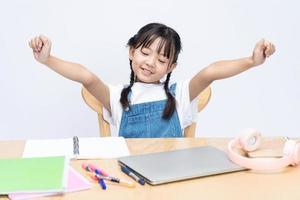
{"left": 227, "top": 129, "right": 300, "bottom": 170}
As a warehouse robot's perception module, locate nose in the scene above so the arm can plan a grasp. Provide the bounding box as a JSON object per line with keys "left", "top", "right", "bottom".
{"left": 146, "top": 56, "right": 155, "bottom": 68}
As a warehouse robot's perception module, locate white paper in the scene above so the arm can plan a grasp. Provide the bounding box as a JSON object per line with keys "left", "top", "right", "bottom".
{"left": 76, "top": 137, "right": 130, "bottom": 159}
{"left": 23, "top": 138, "right": 73, "bottom": 158}
{"left": 23, "top": 137, "right": 130, "bottom": 159}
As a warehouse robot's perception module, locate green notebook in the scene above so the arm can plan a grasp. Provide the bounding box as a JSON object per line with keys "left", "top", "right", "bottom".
{"left": 0, "top": 156, "right": 68, "bottom": 194}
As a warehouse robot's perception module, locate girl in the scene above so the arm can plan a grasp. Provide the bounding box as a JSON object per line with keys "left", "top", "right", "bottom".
{"left": 29, "top": 23, "right": 275, "bottom": 138}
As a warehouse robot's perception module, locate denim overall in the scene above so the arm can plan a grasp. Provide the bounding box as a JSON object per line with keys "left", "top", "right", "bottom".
{"left": 119, "top": 84, "right": 182, "bottom": 138}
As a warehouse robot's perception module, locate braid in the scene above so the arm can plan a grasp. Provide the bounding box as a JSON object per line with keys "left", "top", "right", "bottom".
{"left": 162, "top": 72, "right": 176, "bottom": 119}
{"left": 120, "top": 62, "right": 135, "bottom": 110}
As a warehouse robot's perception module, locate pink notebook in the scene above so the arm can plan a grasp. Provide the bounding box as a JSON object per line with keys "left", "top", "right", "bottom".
{"left": 9, "top": 167, "right": 91, "bottom": 200}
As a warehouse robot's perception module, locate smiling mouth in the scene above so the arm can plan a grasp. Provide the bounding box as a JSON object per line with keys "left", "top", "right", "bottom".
{"left": 141, "top": 67, "right": 153, "bottom": 75}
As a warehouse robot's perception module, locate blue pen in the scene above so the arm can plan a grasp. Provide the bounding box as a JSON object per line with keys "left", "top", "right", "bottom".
{"left": 95, "top": 169, "right": 107, "bottom": 190}
{"left": 121, "top": 166, "right": 145, "bottom": 185}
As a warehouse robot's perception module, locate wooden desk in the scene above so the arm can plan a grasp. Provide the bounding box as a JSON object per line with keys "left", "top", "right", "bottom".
{"left": 0, "top": 138, "right": 299, "bottom": 200}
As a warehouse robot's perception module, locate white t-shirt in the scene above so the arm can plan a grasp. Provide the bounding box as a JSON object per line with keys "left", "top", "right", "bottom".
{"left": 103, "top": 79, "right": 199, "bottom": 136}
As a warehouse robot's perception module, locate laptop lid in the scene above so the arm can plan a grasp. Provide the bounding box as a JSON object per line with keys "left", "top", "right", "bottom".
{"left": 118, "top": 146, "right": 246, "bottom": 185}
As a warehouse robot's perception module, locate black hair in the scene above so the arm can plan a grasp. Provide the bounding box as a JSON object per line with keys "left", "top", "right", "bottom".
{"left": 120, "top": 23, "right": 182, "bottom": 119}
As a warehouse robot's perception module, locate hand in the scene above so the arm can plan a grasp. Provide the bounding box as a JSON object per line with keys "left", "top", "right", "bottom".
{"left": 28, "top": 35, "right": 52, "bottom": 64}
{"left": 251, "top": 39, "right": 275, "bottom": 66}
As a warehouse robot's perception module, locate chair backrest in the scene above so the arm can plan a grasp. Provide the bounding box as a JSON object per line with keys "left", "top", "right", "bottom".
{"left": 81, "top": 85, "right": 211, "bottom": 137}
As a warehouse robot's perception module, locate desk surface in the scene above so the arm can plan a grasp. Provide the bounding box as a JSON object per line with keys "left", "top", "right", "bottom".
{"left": 0, "top": 138, "right": 299, "bottom": 200}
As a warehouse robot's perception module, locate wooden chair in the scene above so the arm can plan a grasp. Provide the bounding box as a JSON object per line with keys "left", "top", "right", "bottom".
{"left": 81, "top": 86, "right": 211, "bottom": 137}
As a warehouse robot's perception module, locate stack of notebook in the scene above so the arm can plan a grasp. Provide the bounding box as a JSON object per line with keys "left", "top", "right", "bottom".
{"left": 0, "top": 156, "right": 91, "bottom": 200}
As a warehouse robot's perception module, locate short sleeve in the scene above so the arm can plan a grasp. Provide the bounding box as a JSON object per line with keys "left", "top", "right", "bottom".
{"left": 102, "top": 84, "right": 123, "bottom": 136}
{"left": 175, "top": 79, "right": 199, "bottom": 129}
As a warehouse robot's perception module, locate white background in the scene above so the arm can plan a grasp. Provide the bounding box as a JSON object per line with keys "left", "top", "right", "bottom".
{"left": 0, "top": 0, "right": 299, "bottom": 139}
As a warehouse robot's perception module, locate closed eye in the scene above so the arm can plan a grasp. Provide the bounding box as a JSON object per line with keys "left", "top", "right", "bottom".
{"left": 141, "top": 49, "right": 150, "bottom": 56}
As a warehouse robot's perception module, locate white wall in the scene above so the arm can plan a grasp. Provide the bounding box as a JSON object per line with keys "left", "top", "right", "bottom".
{"left": 0, "top": 0, "right": 299, "bottom": 139}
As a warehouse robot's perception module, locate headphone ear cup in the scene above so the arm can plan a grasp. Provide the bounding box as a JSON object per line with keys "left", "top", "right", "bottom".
{"left": 292, "top": 143, "right": 300, "bottom": 166}
{"left": 239, "top": 129, "right": 262, "bottom": 152}
{"left": 283, "top": 140, "right": 297, "bottom": 167}
{"left": 283, "top": 140, "right": 300, "bottom": 166}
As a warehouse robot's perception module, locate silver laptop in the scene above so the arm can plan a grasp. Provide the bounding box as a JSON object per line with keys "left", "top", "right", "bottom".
{"left": 118, "top": 146, "right": 246, "bottom": 185}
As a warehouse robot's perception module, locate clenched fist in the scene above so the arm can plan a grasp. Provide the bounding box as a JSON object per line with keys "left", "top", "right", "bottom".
{"left": 28, "top": 35, "right": 52, "bottom": 64}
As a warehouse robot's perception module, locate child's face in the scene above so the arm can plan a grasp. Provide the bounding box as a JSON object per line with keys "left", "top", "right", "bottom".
{"left": 129, "top": 38, "right": 176, "bottom": 84}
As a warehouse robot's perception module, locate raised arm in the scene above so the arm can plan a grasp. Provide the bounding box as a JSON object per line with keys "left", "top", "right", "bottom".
{"left": 29, "top": 35, "right": 111, "bottom": 112}
{"left": 189, "top": 39, "right": 276, "bottom": 101}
